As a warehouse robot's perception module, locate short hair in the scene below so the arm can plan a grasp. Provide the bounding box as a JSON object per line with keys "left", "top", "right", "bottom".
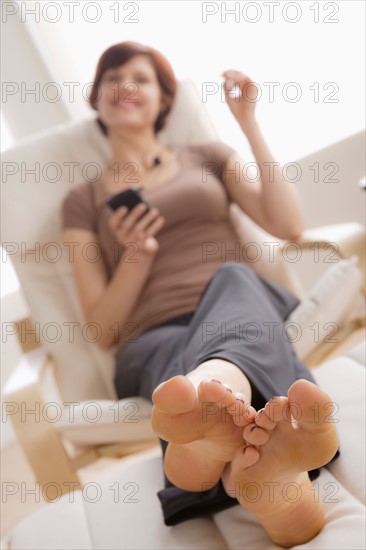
{"left": 88, "top": 41, "right": 177, "bottom": 136}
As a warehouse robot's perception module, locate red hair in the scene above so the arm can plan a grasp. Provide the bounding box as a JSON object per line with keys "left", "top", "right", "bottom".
{"left": 88, "top": 41, "right": 177, "bottom": 135}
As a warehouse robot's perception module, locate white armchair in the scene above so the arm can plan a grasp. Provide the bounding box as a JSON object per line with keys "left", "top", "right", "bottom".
{"left": 2, "top": 79, "right": 365, "bottom": 502}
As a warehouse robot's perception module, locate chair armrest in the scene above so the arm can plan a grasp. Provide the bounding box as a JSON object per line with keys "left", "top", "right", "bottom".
{"left": 291, "top": 222, "right": 365, "bottom": 296}
{"left": 3, "top": 347, "right": 51, "bottom": 395}
{"left": 3, "top": 347, "right": 156, "bottom": 447}
{"left": 2, "top": 348, "right": 157, "bottom": 497}
{"left": 2, "top": 348, "right": 81, "bottom": 493}
{"left": 294, "top": 223, "right": 365, "bottom": 283}
{"left": 55, "top": 398, "right": 155, "bottom": 446}
{"left": 229, "top": 209, "right": 365, "bottom": 299}
{"left": 294, "top": 222, "right": 365, "bottom": 255}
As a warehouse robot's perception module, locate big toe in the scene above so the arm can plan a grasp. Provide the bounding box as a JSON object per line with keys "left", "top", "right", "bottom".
{"left": 288, "top": 379, "right": 339, "bottom": 468}
{"left": 288, "top": 379, "right": 338, "bottom": 433}
{"left": 152, "top": 375, "right": 197, "bottom": 414}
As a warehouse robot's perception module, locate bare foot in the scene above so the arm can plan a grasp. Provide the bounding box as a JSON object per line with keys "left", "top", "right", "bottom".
{"left": 221, "top": 379, "right": 339, "bottom": 547}
{"left": 151, "top": 375, "right": 256, "bottom": 491}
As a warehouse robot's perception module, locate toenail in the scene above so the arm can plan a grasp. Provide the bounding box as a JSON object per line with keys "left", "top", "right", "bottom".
{"left": 245, "top": 406, "right": 256, "bottom": 419}
{"left": 269, "top": 396, "right": 281, "bottom": 401}
{"left": 223, "top": 385, "right": 233, "bottom": 393}
{"left": 209, "top": 378, "right": 223, "bottom": 384}
{"left": 236, "top": 396, "right": 245, "bottom": 403}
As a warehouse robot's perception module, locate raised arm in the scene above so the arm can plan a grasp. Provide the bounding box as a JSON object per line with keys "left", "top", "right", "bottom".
{"left": 221, "top": 69, "right": 305, "bottom": 241}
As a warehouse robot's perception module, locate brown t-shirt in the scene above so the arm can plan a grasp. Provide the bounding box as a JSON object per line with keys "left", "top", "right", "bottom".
{"left": 61, "top": 140, "right": 242, "bottom": 356}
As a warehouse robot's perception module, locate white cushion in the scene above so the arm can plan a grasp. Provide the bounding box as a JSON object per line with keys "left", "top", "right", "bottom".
{"left": 214, "top": 470, "right": 365, "bottom": 550}
{"left": 8, "top": 491, "right": 93, "bottom": 549}
{"left": 312, "top": 357, "right": 365, "bottom": 504}
{"left": 345, "top": 340, "right": 365, "bottom": 365}
{"left": 8, "top": 463, "right": 365, "bottom": 550}
{"left": 6, "top": 353, "right": 366, "bottom": 549}
{"left": 287, "top": 256, "right": 362, "bottom": 359}
{"left": 8, "top": 455, "right": 229, "bottom": 550}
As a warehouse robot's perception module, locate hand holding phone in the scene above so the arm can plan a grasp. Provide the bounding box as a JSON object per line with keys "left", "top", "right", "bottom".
{"left": 107, "top": 187, "right": 165, "bottom": 256}
{"left": 106, "top": 187, "right": 151, "bottom": 212}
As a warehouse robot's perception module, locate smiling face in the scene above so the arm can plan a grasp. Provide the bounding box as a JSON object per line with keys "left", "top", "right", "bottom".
{"left": 96, "top": 54, "right": 164, "bottom": 134}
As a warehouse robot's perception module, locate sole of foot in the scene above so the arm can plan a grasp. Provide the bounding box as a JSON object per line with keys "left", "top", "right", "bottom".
{"left": 221, "top": 379, "right": 339, "bottom": 547}
{"left": 151, "top": 374, "right": 256, "bottom": 490}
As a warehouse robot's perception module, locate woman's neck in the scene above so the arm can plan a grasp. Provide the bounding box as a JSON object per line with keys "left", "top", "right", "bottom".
{"left": 107, "top": 127, "right": 166, "bottom": 172}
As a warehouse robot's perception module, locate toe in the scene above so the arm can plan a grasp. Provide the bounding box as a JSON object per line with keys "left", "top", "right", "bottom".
{"left": 227, "top": 393, "right": 256, "bottom": 427}
{"left": 152, "top": 375, "right": 197, "bottom": 414}
{"left": 197, "top": 379, "right": 237, "bottom": 408}
{"left": 242, "top": 445, "right": 261, "bottom": 468}
{"left": 264, "top": 396, "right": 290, "bottom": 423}
{"left": 255, "top": 408, "right": 277, "bottom": 430}
{"left": 228, "top": 443, "right": 261, "bottom": 472}
{"left": 243, "top": 423, "right": 270, "bottom": 445}
{"left": 288, "top": 379, "right": 339, "bottom": 434}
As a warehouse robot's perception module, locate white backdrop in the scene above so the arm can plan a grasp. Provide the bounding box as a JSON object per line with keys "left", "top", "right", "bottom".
{"left": 2, "top": 0, "right": 365, "bottom": 298}
{"left": 5, "top": 0, "right": 365, "bottom": 164}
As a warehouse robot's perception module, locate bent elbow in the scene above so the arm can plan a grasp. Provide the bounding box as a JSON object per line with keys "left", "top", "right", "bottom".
{"left": 286, "top": 231, "right": 303, "bottom": 242}
{"left": 94, "top": 336, "right": 115, "bottom": 352}
{"left": 288, "top": 225, "right": 304, "bottom": 242}
{"left": 84, "top": 316, "right": 113, "bottom": 351}
{"left": 276, "top": 222, "right": 304, "bottom": 242}
{"left": 95, "top": 340, "right": 110, "bottom": 352}
{"left": 272, "top": 227, "right": 303, "bottom": 242}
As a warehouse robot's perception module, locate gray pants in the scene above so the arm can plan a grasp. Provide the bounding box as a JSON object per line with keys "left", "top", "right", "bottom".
{"left": 114, "top": 262, "right": 338, "bottom": 525}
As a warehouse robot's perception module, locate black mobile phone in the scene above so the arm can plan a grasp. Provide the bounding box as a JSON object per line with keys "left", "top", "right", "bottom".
{"left": 106, "top": 187, "right": 151, "bottom": 212}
